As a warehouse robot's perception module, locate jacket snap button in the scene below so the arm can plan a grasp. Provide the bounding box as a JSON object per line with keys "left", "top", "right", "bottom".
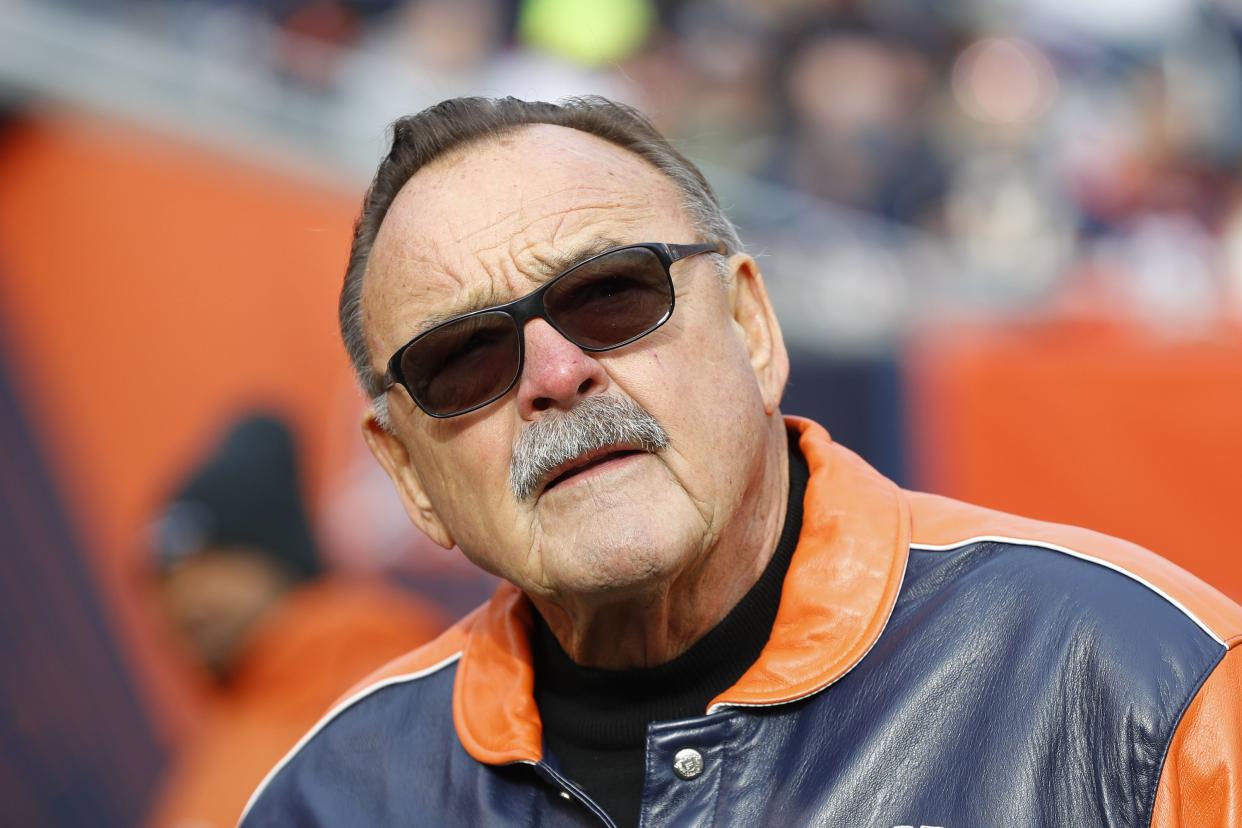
{"left": 672, "top": 748, "right": 704, "bottom": 780}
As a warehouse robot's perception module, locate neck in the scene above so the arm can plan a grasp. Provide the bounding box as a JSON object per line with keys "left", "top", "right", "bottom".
{"left": 530, "top": 416, "right": 792, "bottom": 669}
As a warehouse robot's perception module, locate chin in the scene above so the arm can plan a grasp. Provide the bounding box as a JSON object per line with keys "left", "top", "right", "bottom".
{"left": 538, "top": 511, "right": 700, "bottom": 598}
{"left": 507, "top": 461, "right": 707, "bottom": 599}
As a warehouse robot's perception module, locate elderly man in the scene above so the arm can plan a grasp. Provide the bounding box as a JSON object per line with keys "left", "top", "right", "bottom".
{"left": 241, "top": 97, "right": 1241, "bottom": 827}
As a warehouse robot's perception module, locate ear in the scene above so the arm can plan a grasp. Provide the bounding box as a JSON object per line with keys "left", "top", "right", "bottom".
{"left": 361, "top": 409, "right": 456, "bottom": 550}
{"left": 727, "top": 254, "right": 789, "bottom": 415}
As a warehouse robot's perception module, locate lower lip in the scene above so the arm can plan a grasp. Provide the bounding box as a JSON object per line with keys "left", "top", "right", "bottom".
{"left": 544, "top": 451, "right": 644, "bottom": 494}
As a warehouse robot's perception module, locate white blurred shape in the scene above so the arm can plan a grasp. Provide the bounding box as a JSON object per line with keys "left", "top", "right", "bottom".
{"left": 1012, "top": 0, "right": 1192, "bottom": 43}
{"left": 945, "top": 152, "right": 1075, "bottom": 296}
{"left": 771, "top": 238, "right": 911, "bottom": 353}
{"left": 1093, "top": 213, "right": 1222, "bottom": 332}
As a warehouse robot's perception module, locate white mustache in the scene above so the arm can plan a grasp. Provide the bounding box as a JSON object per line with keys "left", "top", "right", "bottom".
{"left": 509, "top": 395, "right": 669, "bottom": 501}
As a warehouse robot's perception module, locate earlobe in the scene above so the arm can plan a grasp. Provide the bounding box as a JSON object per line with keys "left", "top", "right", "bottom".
{"left": 728, "top": 254, "right": 789, "bottom": 415}
{"left": 361, "top": 410, "right": 457, "bottom": 550}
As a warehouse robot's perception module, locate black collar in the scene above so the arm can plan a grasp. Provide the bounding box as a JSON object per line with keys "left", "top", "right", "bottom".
{"left": 533, "top": 429, "right": 810, "bottom": 749}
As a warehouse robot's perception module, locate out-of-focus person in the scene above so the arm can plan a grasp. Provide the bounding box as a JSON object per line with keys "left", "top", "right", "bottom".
{"left": 765, "top": 18, "right": 948, "bottom": 225}
{"left": 142, "top": 413, "right": 445, "bottom": 828}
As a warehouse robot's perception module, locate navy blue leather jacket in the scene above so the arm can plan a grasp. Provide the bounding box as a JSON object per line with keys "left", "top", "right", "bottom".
{"left": 241, "top": 418, "right": 1242, "bottom": 827}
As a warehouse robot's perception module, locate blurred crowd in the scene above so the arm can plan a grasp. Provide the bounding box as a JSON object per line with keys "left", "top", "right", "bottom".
{"left": 33, "top": 0, "right": 1242, "bottom": 345}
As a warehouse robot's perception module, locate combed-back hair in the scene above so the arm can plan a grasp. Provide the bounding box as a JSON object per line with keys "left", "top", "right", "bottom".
{"left": 339, "top": 96, "right": 744, "bottom": 426}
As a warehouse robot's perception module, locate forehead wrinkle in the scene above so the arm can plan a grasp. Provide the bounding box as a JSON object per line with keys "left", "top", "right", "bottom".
{"left": 500, "top": 182, "right": 659, "bottom": 272}
{"left": 482, "top": 198, "right": 648, "bottom": 275}
{"left": 520, "top": 234, "right": 629, "bottom": 281}
{"left": 540, "top": 196, "right": 637, "bottom": 257}
{"left": 362, "top": 228, "right": 491, "bottom": 360}
{"left": 365, "top": 127, "right": 694, "bottom": 364}
{"left": 401, "top": 232, "right": 632, "bottom": 343}
{"left": 447, "top": 183, "right": 619, "bottom": 248}
{"left": 369, "top": 264, "right": 499, "bottom": 357}
{"left": 395, "top": 182, "right": 685, "bottom": 343}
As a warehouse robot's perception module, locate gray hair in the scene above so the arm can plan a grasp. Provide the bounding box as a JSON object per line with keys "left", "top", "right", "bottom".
{"left": 339, "top": 96, "right": 744, "bottom": 430}
{"left": 510, "top": 395, "right": 669, "bottom": 501}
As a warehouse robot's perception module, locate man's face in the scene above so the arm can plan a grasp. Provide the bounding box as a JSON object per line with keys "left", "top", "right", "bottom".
{"left": 362, "top": 125, "right": 783, "bottom": 604}
{"left": 157, "top": 548, "right": 290, "bottom": 678}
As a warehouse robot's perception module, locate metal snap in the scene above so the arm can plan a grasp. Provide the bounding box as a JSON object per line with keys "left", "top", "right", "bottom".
{"left": 672, "top": 748, "right": 704, "bottom": 780}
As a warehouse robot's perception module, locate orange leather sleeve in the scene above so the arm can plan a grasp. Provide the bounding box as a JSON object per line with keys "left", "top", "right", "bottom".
{"left": 1152, "top": 643, "right": 1242, "bottom": 826}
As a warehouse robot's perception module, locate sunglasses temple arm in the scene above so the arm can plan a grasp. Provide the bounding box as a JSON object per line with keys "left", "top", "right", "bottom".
{"left": 665, "top": 242, "right": 726, "bottom": 262}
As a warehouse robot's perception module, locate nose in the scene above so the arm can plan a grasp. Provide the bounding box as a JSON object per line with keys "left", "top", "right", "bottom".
{"left": 515, "top": 318, "right": 608, "bottom": 419}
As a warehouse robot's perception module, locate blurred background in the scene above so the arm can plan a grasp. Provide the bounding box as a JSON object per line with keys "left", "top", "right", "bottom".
{"left": 2, "top": 0, "right": 1241, "bottom": 824}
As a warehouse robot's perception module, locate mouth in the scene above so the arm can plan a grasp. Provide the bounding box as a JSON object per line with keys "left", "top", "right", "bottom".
{"left": 540, "top": 446, "right": 646, "bottom": 495}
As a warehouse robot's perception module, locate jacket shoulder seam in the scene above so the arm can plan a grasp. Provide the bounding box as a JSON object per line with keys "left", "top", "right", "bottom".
{"left": 238, "top": 650, "right": 463, "bottom": 824}
{"left": 909, "top": 535, "right": 1227, "bottom": 648}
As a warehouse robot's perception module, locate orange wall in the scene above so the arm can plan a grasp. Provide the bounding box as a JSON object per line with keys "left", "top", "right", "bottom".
{"left": 909, "top": 319, "right": 1242, "bottom": 604}
{"left": 0, "top": 108, "right": 363, "bottom": 739}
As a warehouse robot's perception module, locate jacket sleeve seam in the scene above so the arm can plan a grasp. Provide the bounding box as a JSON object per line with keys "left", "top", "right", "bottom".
{"left": 1143, "top": 645, "right": 1228, "bottom": 827}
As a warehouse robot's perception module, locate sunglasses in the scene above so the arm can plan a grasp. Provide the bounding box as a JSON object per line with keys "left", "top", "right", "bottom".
{"left": 384, "top": 241, "right": 722, "bottom": 418}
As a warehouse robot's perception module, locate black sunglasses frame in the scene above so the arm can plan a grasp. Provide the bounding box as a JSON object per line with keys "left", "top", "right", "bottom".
{"left": 384, "top": 241, "right": 722, "bottom": 419}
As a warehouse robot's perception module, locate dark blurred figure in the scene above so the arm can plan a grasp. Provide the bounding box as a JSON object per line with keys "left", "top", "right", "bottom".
{"left": 144, "top": 413, "right": 445, "bottom": 828}
{"left": 766, "top": 15, "right": 949, "bottom": 225}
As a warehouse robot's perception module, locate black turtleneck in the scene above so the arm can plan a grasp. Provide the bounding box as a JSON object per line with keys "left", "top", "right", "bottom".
{"left": 532, "top": 430, "right": 810, "bottom": 828}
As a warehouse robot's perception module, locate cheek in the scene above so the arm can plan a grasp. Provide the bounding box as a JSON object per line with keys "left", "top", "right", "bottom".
{"left": 418, "top": 414, "right": 511, "bottom": 496}
{"left": 669, "top": 320, "right": 758, "bottom": 400}
{"left": 414, "top": 416, "right": 525, "bottom": 542}
{"left": 647, "top": 319, "right": 767, "bottom": 451}
{"left": 429, "top": 445, "right": 504, "bottom": 512}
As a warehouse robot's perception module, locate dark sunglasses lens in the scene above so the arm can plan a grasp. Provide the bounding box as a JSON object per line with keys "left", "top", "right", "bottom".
{"left": 544, "top": 247, "right": 673, "bottom": 349}
{"left": 401, "top": 311, "right": 520, "bottom": 416}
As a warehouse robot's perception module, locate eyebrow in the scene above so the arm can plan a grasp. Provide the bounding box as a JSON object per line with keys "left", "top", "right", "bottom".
{"left": 405, "top": 235, "right": 628, "bottom": 339}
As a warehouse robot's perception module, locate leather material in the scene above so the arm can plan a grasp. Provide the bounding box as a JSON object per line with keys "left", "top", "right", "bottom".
{"left": 240, "top": 661, "right": 587, "bottom": 828}
{"left": 710, "top": 420, "right": 908, "bottom": 710}
{"left": 453, "top": 585, "right": 542, "bottom": 765}
{"left": 637, "top": 714, "right": 735, "bottom": 827}
{"left": 1152, "top": 646, "right": 1242, "bottom": 826}
{"left": 241, "top": 417, "right": 1242, "bottom": 827}
{"left": 907, "top": 488, "right": 1242, "bottom": 642}
{"left": 718, "top": 542, "right": 1223, "bottom": 826}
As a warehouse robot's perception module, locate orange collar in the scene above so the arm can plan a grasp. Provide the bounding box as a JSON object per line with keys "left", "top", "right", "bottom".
{"left": 452, "top": 416, "right": 910, "bottom": 765}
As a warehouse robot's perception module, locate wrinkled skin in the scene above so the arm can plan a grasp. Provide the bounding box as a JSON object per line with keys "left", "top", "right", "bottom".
{"left": 361, "top": 125, "right": 790, "bottom": 668}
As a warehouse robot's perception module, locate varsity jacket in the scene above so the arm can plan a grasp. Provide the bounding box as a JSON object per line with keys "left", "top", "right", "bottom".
{"left": 241, "top": 417, "right": 1242, "bottom": 827}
